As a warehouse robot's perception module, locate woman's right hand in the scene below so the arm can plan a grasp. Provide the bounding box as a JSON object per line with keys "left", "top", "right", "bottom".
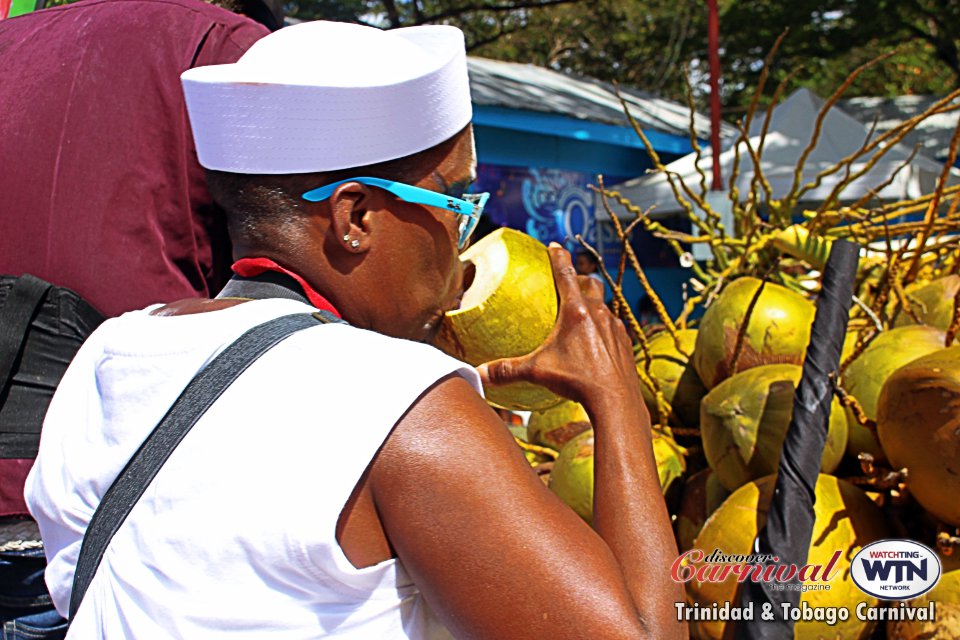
{"left": 477, "top": 243, "right": 641, "bottom": 409}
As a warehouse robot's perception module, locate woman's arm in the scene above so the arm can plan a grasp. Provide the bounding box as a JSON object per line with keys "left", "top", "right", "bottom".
{"left": 368, "top": 246, "right": 686, "bottom": 639}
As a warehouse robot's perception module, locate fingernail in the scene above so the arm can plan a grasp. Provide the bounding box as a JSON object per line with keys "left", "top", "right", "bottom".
{"left": 548, "top": 242, "right": 562, "bottom": 249}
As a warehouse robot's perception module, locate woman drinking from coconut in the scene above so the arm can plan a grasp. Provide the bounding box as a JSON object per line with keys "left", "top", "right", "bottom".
{"left": 24, "top": 21, "right": 685, "bottom": 640}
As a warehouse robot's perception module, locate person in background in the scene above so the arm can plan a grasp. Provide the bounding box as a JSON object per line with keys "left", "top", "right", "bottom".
{"left": 0, "top": 0, "right": 277, "bottom": 319}
{"left": 26, "top": 21, "right": 686, "bottom": 638}
{"left": 574, "top": 248, "right": 611, "bottom": 309}
{"left": 574, "top": 248, "right": 606, "bottom": 287}
{"left": 637, "top": 295, "right": 664, "bottom": 334}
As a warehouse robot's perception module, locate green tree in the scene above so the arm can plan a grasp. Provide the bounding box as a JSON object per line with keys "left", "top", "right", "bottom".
{"left": 286, "top": 0, "right": 584, "bottom": 50}
{"left": 719, "top": 0, "right": 958, "bottom": 110}
{"left": 471, "top": 0, "right": 704, "bottom": 99}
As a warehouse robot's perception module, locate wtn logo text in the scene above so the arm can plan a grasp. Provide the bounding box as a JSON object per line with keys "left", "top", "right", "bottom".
{"left": 860, "top": 557, "right": 928, "bottom": 583}
{"left": 851, "top": 540, "right": 941, "bottom": 600}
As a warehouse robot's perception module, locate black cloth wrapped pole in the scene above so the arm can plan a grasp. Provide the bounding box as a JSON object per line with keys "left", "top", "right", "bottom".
{"left": 735, "top": 240, "right": 859, "bottom": 639}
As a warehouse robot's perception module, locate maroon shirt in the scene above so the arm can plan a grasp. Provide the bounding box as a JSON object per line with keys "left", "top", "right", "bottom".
{"left": 0, "top": 0, "right": 268, "bottom": 317}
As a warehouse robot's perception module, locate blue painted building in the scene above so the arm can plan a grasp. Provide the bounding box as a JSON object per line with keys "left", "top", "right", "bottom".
{"left": 466, "top": 57, "right": 733, "bottom": 318}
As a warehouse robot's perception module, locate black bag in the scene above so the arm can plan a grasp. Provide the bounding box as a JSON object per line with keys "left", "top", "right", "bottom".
{"left": 1, "top": 274, "right": 104, "bottom": 638}
{"left": 0, "top": 274, "right": 105, "bottom": 473}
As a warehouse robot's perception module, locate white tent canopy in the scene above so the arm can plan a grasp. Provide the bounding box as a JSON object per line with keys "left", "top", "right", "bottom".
{"left": 602, "top": 88, "right": 958, "bottom": 220}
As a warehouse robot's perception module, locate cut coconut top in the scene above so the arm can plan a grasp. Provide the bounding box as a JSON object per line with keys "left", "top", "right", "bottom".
{"left": 456, "top": 233, "right": 509, "bottom": 312}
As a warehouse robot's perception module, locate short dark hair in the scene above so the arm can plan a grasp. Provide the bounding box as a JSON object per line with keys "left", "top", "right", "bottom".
{"left": 205, "top": 129, "right": 466, "bottom": 247}
{"left": 575, "top": 249, "right": 600, "bottom": 268}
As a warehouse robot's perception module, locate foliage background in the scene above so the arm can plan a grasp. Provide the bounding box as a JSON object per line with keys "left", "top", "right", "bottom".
{"left": 281, "top": 0, "right": 958, "bottom": 115}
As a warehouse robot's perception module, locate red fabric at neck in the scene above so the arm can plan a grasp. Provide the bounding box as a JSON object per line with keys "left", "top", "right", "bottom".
{"left": 232, "top": 257, "right": 341, "bottom": 318}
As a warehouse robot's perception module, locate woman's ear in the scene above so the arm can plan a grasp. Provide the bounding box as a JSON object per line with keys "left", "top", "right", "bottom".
{"left": 328, "top": 181, "right": 374, "bottom": 254}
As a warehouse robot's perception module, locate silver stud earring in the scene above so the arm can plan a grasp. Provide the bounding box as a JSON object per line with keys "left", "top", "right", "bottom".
{"left": 350, "top": 239, "right": 360, "bottom": 249}
{"left": 342, "top": 234, "right": 351, "bottom": 242}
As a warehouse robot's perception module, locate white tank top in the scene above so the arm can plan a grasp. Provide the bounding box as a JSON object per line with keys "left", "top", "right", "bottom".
{"left": 25, "top": 298, "right": 481, "bottom": 639}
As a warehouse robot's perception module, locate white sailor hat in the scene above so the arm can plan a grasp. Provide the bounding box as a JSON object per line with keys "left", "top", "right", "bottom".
{"left": 181, "top": 21, "right": 471, "bottom": 174}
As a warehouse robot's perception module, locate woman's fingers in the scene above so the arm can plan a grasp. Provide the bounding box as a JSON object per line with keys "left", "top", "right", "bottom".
{"left": 476, "top": 356, "right": 531, "bottom": 388}
{"left": 547, "top": 243, "right": 582, "bottom": 306}
{"left": 577, "top": 274, "right": 605, "bottom": 305}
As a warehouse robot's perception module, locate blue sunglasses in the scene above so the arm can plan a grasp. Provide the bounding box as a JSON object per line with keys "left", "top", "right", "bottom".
{"left": 302, "top": 177, "right": 490, "bottom": 250}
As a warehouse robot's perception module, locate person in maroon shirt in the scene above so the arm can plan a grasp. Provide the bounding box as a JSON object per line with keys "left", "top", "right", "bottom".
{"left": 0, "top": 4, "right": 271, "bottom": 629}
{"left": 0, "top": 0, "right": 270, "bottom": 318}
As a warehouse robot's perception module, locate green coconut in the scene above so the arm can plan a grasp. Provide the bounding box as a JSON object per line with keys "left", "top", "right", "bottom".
{"left": 526, "top": 399, "right": 591, "bottom": 451}
{"left": 688, "top": 474, "right": 890, "bottom": 640}
{"left": 888, "top": 551, "right": 960, "bottom": 640}
{"left": 637, "top": 329, "right": 708, "bottom": 428}
{"left": 693, "top": 277, "right": 816, "bottom": 389}
{"left": 432, "top": 228, "right": 561, "bottom": 411}
{"left": 675, "top": 469, "right": 730, "bottom": 552}
{"left": 878, "top": 345, "right": 960, "bottom": 526}
{"left": 548, "top": 429, "right": 686, "bottom": 524}
{"left": 548, "top": 430, "right": 595, "bottom": 522}
{"left": 842, "top": 325, "right": 946, "bottom": 462}
{"left": 701, "top": 364, "right": 847, "bottom": 492}
{"left": 893, "top": 275, "right": 960, "bottom": 331}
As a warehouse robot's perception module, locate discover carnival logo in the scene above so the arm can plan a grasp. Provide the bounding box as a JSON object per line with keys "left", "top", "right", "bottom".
{"left": 850, "top": 539, "right": 942, "bottom": 600}
{"left": 672, "top": 548, "right": 841, "bottom": 589}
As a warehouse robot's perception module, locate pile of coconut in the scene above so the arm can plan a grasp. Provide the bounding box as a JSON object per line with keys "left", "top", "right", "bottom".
{"left": 434, "top": 228, "right": 959, "bottom": 640}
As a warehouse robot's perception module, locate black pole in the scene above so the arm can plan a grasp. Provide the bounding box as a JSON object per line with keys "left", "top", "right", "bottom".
{"left": 735, "top": 240, "right": 859, "bottom": 638}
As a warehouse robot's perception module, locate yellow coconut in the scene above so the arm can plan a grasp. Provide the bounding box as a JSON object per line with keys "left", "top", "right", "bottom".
{"left": 526, "top": 398, "right": 591, "bottom": 451}
{"left": 877, "top": 345, "right": 960, "bottom": 526}
{"left": 688, "top": 474, "right": 890, "bottom": 640}
{"left": 700, "top": 364, "right": 847, "bottom": 492}
{"left": 548, "top": 429, "right": 686, "bottom": 524}
{"left": 693, "top": 277, "right": 816, "bottom": 389}
{"left": 432, "top": 228, "right": 561, "bottom": 411}
{"left": 888, "top": 550, "right": 960, "bottom": 639}
{"left": 675, "top": 468, "right": 730, "bottom": 552}
{"left": 893, "top": 275, "right": 960, "bottom": 331}
{"left": 637, "top": 329, "right": 708, "bottom": 429}
{"left": 842, "top": 325, "right": 946, "bottom": 462}
{"left": 841, "top": 329, "right": 859, "bottom": 364}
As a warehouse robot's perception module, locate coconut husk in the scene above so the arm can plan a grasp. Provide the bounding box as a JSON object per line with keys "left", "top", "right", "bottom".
{"left": 878, "top": 345, "right": 960, "bottom": 526}
{"left": 693, "top": 277, "right": 816, "bottom": 389}
{"left": 700, "top": 364, "right": 847, "bottom": 492}
{"left": 526, "top": 399, "right": 590, "bottom": 451}
{"left": 637, "top": 329, "right": 708, "bottom": 429}
{"left": 893, "top": 275, "right": 960, "bottom": 331}
{"left": 548, "top": 429, "right": 686, "bottom": 524}
{"left": 842, "top": 325, "right": 946, "bottom": 462}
